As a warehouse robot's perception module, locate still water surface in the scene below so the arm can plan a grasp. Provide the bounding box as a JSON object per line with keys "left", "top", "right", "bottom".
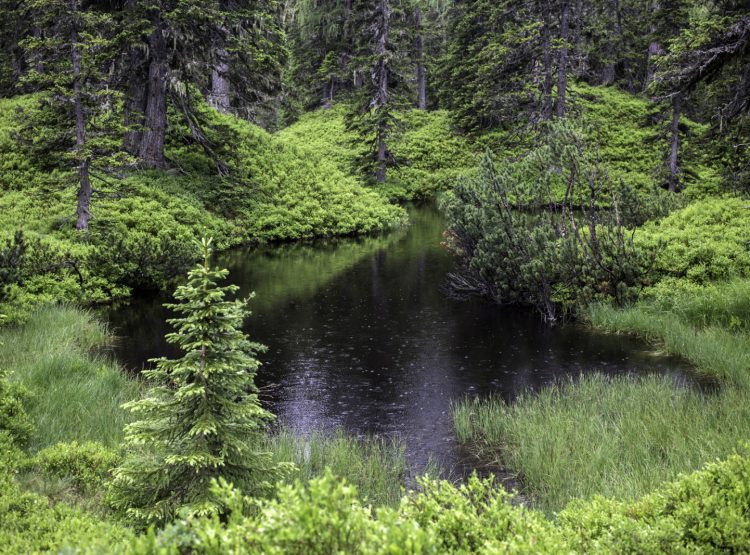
{"left": 105, "top": 203, "right": 691, "bottom": 474}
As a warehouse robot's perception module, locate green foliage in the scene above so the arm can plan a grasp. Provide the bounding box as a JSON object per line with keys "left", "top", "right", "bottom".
{"left": 127, "top": 450, "right": 750, "bottom": 554}
{"left": 110, "top": 240, "right": 289, "bottom": 527}
{"left": 442, "top": 119, "right": 655, "bottom": 322}
{"left": 0, "top": 434, "right": 133, "bottom": 554}
{"left": 129, "top": 472, "right": 566, "bottom": 554}
{"left": 559, "top": 447, "right": 750, "bottom": 553}
{"left": 30, "top": 441, "right": 119, "bottom": 494}
{"left": 277, "top": 105, "right": 477, "bottom": 200}
{"left": 0, "top": 368, "right": 33, "bottom": 446}
{"left": 0, "top": 94, "right": 405, "bottom": 320}
{"left": 637, "top": 196, "right": 750, "bottom": 285}
{"left": 572, "top": 82, "right": 722, "bottom": 197}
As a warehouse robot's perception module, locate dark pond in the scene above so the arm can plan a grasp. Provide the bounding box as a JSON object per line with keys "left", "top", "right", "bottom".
{"left": 104, "top": 203, "right": 692, "bottom": 475}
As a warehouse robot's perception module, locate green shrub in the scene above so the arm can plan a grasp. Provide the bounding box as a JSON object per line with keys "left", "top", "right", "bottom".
{"left": 276, "top": 105, "right": 478, "bottom": 200}
{"left": 570, "top": 82, "right": 721, "bottom": 198}
{"left": 560, "top": 447, "right": 750, "bottom": 553}
{"left": 637, "top": 197, "right": 750, "bottom": 285}
{"left": 129, "top": 472, "right": 566, "bottom": 554}
{"left": 0, "top": 368, "right": 33, "bottom": 446}
{"left": 30, "top": 441, "right": 120, "bottom": 493}
{"left": 0, "top": 94, "right": 405, "bottom": 319}
{"left": 0, "top": 433, "right": 132, "bottom": 554}
{"left": 442, "top": 120, "right": 655, "bottom": 321}
{"left": 127, "top": 449, "right": 750, "bottom": 554}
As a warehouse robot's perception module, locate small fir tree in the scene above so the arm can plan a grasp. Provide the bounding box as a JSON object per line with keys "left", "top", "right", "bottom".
{"left": 110, "top": 238, "right": 283, "bottom": 527}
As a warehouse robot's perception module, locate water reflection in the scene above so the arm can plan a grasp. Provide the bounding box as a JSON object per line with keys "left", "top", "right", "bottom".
{"left": 105, "top": 203, "right": 693, "bottom": 474}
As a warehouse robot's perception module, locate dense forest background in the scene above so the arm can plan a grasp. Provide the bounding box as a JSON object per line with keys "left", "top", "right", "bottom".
{"left": 2, "top": 1, "right": 750, "bottom": 553}
{"left": 0, "top": 0, "right": 749, "bottom": 322}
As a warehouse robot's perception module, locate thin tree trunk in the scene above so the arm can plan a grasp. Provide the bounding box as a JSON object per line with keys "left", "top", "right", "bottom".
{"left": 374, "top": 0, "right": 390, "bottom": 183}
{"left": 601, "top": 0, "right": 621, "bottom": 84}
{"left": 669, "top": 93, "right": 681, "bottom": 192}
{"left": 556, "top": 0, "right": 569, "bottom": 118}
{"left": 138, "top": 16, "right": 168, "bottom": 169}
{"left": 415, "top": 4, "right": 426, "bottom": 110}
{"left": 70, "top": 1, "right": 91, "bottom": 230}
{"left": 571, "top": 0, "right": 584, "bottom": 76}
{"left": 541, "top": 6, "right": 553, "bottom": 120}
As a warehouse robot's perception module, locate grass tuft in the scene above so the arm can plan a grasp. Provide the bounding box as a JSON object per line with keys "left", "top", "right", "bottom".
{"left": 0, "top": 304, "right": 140, "bottom": 450}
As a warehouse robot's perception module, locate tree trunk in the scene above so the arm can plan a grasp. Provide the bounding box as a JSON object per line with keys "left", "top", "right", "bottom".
{"left": 138, "top": 17, "right": 168, "bottom": 169}
{"left": 415, "top": 4, "right": 426, "bottom": 110}
{"left": 556, "top": 0, "right": 569, "bottom": 118}
{"left": 669, "top": 93, "right": 681, "bottom": 192}
{"left": 123, "top": 49, "right": 147, "bottom": 156}
{"left": 208, "top": 30, "right": 231, "bottom": 113}
{"left": 70, "top": 2, "right": 91, "bottom": 231}
{"left": 541, "top": 6, "right": 553, "bottom": 120}
{"left": 571, "top": 0, "right": 584, "bottom": 76}
{"left": 374, "top": 0, "right": 390, "bottom": 183}
{"left": 601, "top": 0, "right": 621, "bottom": 84}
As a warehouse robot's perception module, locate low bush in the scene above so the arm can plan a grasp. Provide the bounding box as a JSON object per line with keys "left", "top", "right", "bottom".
{"left": 0, "top": 94, "right": 405, "bottom": 320}
{"left": 637, "top": 197, "right": 750, "bottom": 285}
{"left": 126, "top": 449, "right": 750, "bottom": 554}
{"left": 0, "top": 434, "right": 133, "bottom": 554}
{"left": 276, "top": 105, "right": 477, "bottom": 201}
{"left": 0, "top": 368, "right": 33, "bottom": 447}
{"left": 29, "top": 441, "right": 120, "bottom": 493}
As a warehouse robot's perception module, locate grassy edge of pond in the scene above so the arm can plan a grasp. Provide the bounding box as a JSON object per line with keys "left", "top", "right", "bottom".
{"left": 1, "top": 304, "right": 421, "bottom": 508}
{"left": 452, "top": 282, "right": 750, "bottom": 513}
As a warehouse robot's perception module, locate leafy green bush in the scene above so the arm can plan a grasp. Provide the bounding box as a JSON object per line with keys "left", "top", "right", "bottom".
{"left": 127, "top": 449, "right": 750, "bottom": 554}
{"left": 571, "top": 82, "right": 721, "bottom": 198}
{"left": 0, "top": 368, "right": 33, "bottom": 446}
{"left": 276, "top": 105, "right": 478, "bottom": 200}
{"left": 129, "top": 472, "right": 566, "bottom": 554}
{"left": 442, "top": 120, "right": 655, "bottom": 321}
{"left": 560, "top": 447, "right": 750, "bottom": 553}
{"left": 0, "top": 93, "right": 405, "bottom": 319}
{"left": 30, "top": 441, "right": 120, "bottom": 493}
{"left": 0, "top": 434, "right": 133, "bottom": 554}
{"left": 637, "top": 197, "right": 750, "bottom": 285}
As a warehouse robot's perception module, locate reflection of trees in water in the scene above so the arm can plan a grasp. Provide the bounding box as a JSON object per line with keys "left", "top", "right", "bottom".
{"left": 104, "top": 202, "right": 693, "bottom": 473}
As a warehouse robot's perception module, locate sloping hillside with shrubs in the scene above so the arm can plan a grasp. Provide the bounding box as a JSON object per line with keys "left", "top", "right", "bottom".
{"left": 0, "top": 95, "right": 405, "bottom": 321}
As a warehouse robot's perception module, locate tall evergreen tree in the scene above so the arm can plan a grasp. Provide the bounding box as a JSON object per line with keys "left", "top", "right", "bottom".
{"left": 346, "top": 0, "right": 414, "bottom": 183}
{"left": 21, "top": 0, "right": 128, "bottom": 230}
{"left": 110, "top": 238, "right": 284, "bottom": 527}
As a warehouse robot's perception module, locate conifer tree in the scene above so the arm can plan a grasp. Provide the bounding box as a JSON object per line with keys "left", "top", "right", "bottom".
{"left": 21, "top": 0, "right": 128, "bottom": 230}
{"left": 110, "top": 238, "right": 283, "bottom": 527}
{"left": 346, "top": 0, "right": 414, "bottom": 183}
